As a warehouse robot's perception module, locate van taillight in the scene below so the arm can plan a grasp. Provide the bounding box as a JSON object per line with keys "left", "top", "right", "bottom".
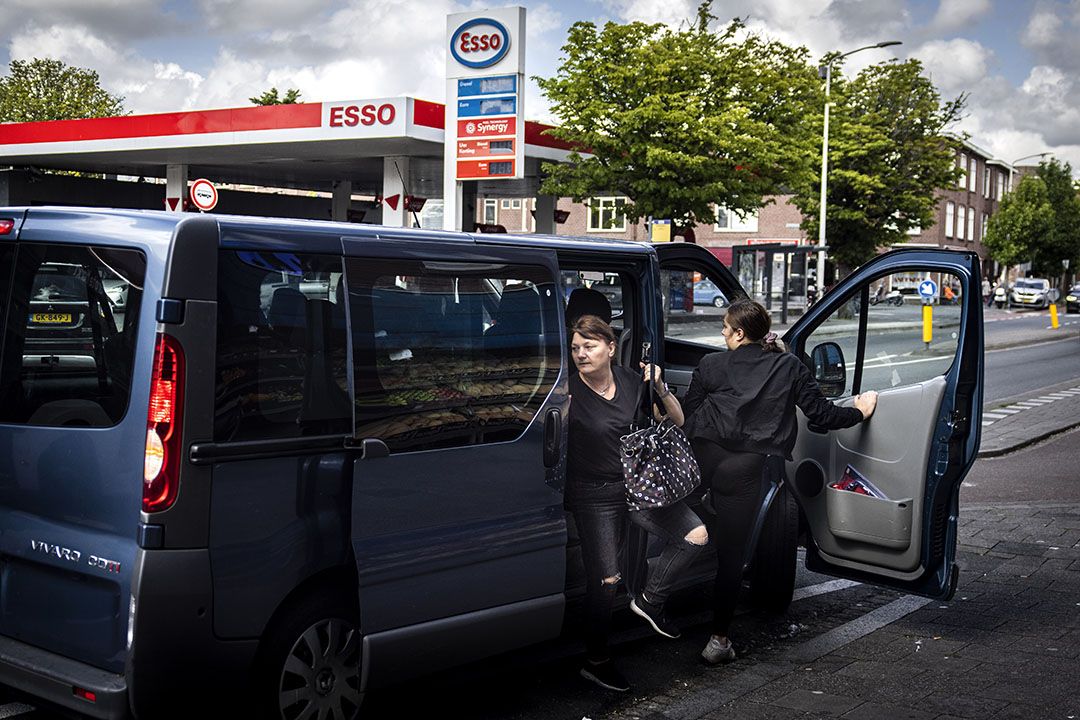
{"left": 0, "top": 218, "right": 14, "bottom": 235}
{"left": 143, "top": 333, "right": 184, "bottom": 513}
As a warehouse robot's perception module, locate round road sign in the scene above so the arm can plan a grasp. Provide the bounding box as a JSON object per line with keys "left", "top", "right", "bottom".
{"left": 189, "top": 178, "right": 218, "bottom": 212}
{"left": 918, "top": 279, "right": 938, "bottom": 299}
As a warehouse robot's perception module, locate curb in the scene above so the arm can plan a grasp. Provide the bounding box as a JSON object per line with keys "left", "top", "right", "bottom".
{"left": 976, "top": 421, "right": 1080, "bottom": 458}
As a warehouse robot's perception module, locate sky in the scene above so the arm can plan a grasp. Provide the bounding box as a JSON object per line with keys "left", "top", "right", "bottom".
{"left": 2, "top": 0, "right": 1078, "bottom": 173}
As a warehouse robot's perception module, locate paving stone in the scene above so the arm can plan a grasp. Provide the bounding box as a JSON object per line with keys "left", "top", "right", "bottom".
{"left": 773, "top": 689, "right": 861, "bottom": 715}
{"left": 839, "top": 701, "right": 936, "bottom": 720}
{"left": 917, "top": 691, "right": 1009, "bottom": 718}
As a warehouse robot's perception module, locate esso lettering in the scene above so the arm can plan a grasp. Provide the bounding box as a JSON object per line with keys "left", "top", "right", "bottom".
{"left": 459, "top": 32, "right": 501, "bottom": 53}
{"left": 328, "top": 103, "right": 396, "bottom": 128}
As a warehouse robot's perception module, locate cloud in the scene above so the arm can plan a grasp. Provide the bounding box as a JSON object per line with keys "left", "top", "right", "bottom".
{"left": 195, "top": 0, "right": 338, "bottom": 32}
{"left": 0, "top": 0, "right": 175, "bottom": 50}
{"left": 929, "top": 0, "right": 991, "bottom": 33}
{"left": 913, "top": 38, "right": 992, "bottom": 93}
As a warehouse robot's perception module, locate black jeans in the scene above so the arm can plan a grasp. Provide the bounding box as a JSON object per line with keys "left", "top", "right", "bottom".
{"left": 567, "top": 478, "right": 706, "bottom": 661}
{"left": 692, "top": 438, "right": 767, "bottom": 636}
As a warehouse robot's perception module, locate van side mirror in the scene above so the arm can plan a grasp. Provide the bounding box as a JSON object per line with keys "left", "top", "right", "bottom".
{"left": 812, "top": 342, "right": 846, "bottom": 398}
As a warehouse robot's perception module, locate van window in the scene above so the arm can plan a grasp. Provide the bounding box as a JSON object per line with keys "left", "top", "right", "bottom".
{"left": 0, "top": 243, "right": 146, "bottom": 427}
{"left": 214, "top": 251, "right": 351, "bottom": 441}
{"left": 346, "top": 257, "right": 561, "bottom": 453}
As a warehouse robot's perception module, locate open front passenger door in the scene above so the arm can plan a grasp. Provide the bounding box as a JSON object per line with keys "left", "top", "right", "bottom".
{"left": 784, "top": 249, "right": 983, "bottom": 599}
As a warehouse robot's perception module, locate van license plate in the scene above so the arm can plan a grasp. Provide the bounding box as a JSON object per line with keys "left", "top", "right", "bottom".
{"left": 31, "top": 313, "right": 72, "bottom": 324}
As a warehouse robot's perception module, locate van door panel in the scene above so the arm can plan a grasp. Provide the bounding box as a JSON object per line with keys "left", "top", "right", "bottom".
{"left": 790, "top": 376, "right": 945, "bottom": 573}
{"left": 344, "top": 240, "right": 568, "bottom": 656}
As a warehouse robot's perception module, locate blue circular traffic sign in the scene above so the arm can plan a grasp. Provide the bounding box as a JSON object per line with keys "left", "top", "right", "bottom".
{"left": 918, "top": 279, "right": 938, "bottom": 298}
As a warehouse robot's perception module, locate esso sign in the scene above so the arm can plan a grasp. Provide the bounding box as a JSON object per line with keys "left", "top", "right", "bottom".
{"left": 450, "top": 18, "right": 511, "bottom": 68}
{"left": 328, "top": 103, "right": 396, "bottom": 128}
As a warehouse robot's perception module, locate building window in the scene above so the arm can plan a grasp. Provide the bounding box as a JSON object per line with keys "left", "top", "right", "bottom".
{"left": 968, "top": 157, "right": 977, "bottom": 192}
{"left": 967, "top": 206, "right": 975, "bottom": 241}
{"left": 958, "top": 154, "right": 967, "bottom": 189}
{"left": 981, "top": 212, "right": 988, "bottom": 240}
{"left": 587, "top": 197, "right": 628, "bottom": 232}
{"left": 957, "top": 205, "right": 966, "bottom": 240}
{"left": 983, "top": 168, "right": 992, "bottom": 198}
{"left": 996, "top": 173, "right": 1005, "bottom": 199}
{"left": 945, "top": 202, "right": 955, "bottom": 238}
{"left": 483, "top": 199, "right": 497, "bottom": 224}
{"left": 713, "top": 206, "right": 759, "bottom": 232}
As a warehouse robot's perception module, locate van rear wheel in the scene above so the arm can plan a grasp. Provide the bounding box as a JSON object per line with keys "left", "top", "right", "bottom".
{"left": 747, "top": 485, "right": 798, "bottom": 614}
{"left": 258, "top": 591, "right": 363, "bottom": 720}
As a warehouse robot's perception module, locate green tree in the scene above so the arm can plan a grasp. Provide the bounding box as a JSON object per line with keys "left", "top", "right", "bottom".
{"left": 536, "top": 3, "right": 821, "bottom": 232}
{"left": 250, "top": 87, "right": 302, "bottom": 105}
{"left": 0, "top": 58, "right": 124, "bottom": 122}
{"left": 1032, "top": 159, "right": 1080, "bottom": 280}
{"left": 983, "top": 175, "right": 1054, "bottom": 270}
{"left": 792, "top": 59, "right": 965, "bottom": 272}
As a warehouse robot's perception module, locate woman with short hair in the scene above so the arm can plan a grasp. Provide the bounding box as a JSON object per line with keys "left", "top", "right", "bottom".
{"left": 566, "top": 314, "right": 708, "bottom": 693}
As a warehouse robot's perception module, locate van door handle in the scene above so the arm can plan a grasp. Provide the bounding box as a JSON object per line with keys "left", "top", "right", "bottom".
{"left": 543, "top": 409, "right": 562, "bottom": 468}
{"left": 357, "top": 438, "right": 389, "bottom": 459}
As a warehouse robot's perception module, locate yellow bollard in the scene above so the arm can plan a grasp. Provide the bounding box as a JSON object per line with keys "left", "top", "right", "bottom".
{"left": 923, "top": 303, "right": 933, "bottom": 348}
{"left": 1050, "top": 303, "right": 1059, "bottom": 329}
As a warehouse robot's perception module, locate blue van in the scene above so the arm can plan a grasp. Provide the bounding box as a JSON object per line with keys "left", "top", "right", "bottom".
{"left": 0, "top": 208, "right": 983, "bottom": 718}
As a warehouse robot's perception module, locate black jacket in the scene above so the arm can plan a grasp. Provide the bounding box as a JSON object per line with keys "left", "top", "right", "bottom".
{"left": 682, "top": 344, "right": 864, "bottom": 459}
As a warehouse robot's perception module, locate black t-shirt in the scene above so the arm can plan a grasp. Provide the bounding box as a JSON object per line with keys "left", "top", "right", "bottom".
{"left": 567, "top": 365, "right": 643, "bottom": 486}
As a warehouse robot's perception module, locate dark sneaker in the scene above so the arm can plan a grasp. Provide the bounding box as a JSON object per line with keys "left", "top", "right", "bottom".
{"left": 580, "top": 660, "right": 630, "bottom": 692}
{"left": 701, "top": 636, "right": 736, "bottom": 665}
{"left": 630, "top": 593, "right": 681, "bottom": 639}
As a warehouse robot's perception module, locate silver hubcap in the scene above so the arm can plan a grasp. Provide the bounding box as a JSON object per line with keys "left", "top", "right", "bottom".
{"left": 279, "top": 618, "right": 361, "bottom": 720}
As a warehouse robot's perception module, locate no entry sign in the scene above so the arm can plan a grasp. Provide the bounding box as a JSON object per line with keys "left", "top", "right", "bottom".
{"left": 189, "top": 178, "right": 218, "bottom": 212}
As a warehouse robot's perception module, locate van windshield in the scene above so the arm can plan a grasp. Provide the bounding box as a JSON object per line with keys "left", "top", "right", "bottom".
{"left": 0, "top": 243, "right": 146, "bottom": 427}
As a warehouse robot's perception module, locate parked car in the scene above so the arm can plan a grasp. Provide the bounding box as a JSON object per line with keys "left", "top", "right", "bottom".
{"left": 1009, "top": 277, "right": 1052, "bottom": 309}
{"left": 1065, "top": 283, "right": 1080, "bottom": 314}
{"left": 0, "top": 208, "right": 985, "bottom": 719}
{"left": 693, "top": 278, "right": 727, "bottom": 308}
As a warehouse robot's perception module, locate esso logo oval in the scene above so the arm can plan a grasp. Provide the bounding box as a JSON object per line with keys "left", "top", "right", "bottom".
{"left": 451, "top": 18, "right": 511, "bottom": 69}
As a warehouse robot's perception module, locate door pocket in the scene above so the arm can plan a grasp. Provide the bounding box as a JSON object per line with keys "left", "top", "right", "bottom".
{"left": 825, "top": 486, "right": 913, "bottom": 550}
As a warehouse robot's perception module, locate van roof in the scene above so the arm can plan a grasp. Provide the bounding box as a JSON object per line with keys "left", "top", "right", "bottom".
{"left": 4, "top": 206, "right": 655, "bottom": 257}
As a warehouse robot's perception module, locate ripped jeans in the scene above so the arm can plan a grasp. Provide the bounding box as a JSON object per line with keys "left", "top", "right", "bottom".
{"left": 567, "top": 478, "right": 707, "bottom": 661}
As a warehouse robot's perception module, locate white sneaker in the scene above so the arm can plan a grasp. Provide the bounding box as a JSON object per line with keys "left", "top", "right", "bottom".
{"left": 701, "top": 636, "right": 735, "bottom": 665}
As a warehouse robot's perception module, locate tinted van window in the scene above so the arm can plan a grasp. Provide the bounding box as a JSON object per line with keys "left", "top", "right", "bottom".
{"left": 347, "top": 257, "right": 561, "bottom": 453}
{"left": 0, "top": 243, "right": 145, "bottom": 427}
{"left": 214, "top": 251, "right": 351, "bottom": 441}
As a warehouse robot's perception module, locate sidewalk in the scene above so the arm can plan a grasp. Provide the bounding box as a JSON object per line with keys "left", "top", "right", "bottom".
{"left": 978, "top": 378, "right": 1080, "bottom": 457}
{"left": 618, "top": 503, "right": 1080, "bottom": 720}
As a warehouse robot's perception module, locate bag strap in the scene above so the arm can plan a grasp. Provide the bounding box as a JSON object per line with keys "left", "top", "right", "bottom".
{"left": 633, "top": 340, "right": 657, "bottom": 429}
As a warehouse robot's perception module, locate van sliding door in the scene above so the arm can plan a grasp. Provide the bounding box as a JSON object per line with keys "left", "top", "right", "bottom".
{"left": 343, "top": 238, "right": 568, "bottom": 686}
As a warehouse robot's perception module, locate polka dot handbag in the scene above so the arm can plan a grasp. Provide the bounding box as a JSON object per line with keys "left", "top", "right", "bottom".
{"left": 621, "top": 415, "right": 701, "bottom": 511}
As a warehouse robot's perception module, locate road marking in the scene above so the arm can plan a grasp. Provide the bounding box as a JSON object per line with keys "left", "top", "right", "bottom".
{"left": 1005, "top": 405, "right": 1034, "bottom": 411}
{"left": 982, "top": 420, "right": 996, "bottom": 427}
{"left": 787, "top": 594, "right": 933, "bottom": 663}
{"left": 990, "top": 407, "right": 1021, "bottom": 414}
{"left": 1035, "top": 396, "right": 1062, "bottom": 402}
{"left": 1046, "top": 393, "right": 1075, "bottom": 399}
{"left": 1014, "top": 400, "right": 1050, "bottom": 407}
{"left": 791, "top": 578, "right": 861, "bottom": 602}
{"left": 0, "top": 704, "right": 33, "bottom": 718}
{"left": 862, "top": 355, "right": 953, "bottom": 368}
{"left": 982, "top": 412, "right": 1009, "bottom": 419}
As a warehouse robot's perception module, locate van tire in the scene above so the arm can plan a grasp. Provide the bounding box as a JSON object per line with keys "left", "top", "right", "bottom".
{"left": 256, "top": 590, "right": 363, "bottom": 720}
{"left": 747, "top": 485, "right": 798, "bottom": 614}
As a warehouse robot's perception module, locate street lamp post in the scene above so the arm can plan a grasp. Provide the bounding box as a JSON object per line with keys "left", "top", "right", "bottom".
{"left": 999, "top": 152, "right": 1051, "bottom": 285}
{"left": 816, "top": 41, "right": 902, "bottom": 295}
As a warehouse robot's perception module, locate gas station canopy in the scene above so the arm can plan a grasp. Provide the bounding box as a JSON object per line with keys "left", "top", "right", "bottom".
{"left": 0, "top": 96, "right": 576, "bottom": 199}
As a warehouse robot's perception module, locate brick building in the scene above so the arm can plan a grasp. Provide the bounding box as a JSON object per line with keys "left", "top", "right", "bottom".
{"left": 475, "top": 137, "right": 1013, "bottom": 282}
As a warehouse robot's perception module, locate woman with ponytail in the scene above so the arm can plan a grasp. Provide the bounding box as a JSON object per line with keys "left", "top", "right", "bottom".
{"left": 681, "top": 300, "right": 878, "bottom": 665}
